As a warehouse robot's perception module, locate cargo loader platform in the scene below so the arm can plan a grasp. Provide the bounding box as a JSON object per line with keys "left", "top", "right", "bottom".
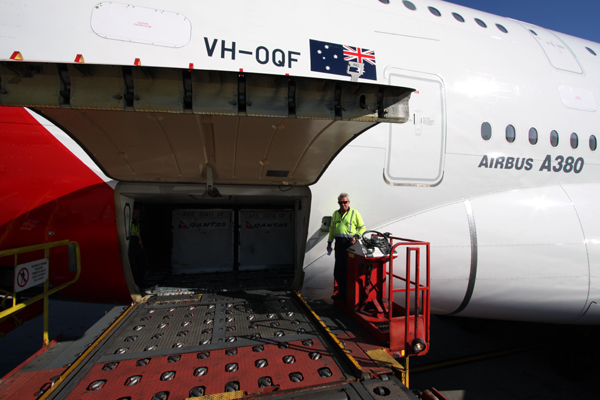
{"left": 1, "top": 290, "right": 419, "bottom": 400}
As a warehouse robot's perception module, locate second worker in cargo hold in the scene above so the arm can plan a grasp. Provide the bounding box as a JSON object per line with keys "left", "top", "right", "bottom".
{"left": 326, "top": 193, "right": 366, "bottom": 300}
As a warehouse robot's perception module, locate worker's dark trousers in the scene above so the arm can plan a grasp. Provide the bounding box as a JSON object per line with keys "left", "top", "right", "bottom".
{"left": 334, "top": 237, "right": 353, "bottom": 296}
{"left": 129, "top": 244, "right": 148, "bottom": 285}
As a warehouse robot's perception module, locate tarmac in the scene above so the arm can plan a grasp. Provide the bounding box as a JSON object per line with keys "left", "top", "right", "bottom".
{"left": 408, "top": 314, "right": 599, "bottom": 400}
{"left": 0, "top": 299, "right": 111, "bottom": 378}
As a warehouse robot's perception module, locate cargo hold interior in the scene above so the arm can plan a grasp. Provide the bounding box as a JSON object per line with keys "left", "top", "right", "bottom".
{"left": 116, "top": 183, "right": 311, "bottom": 296}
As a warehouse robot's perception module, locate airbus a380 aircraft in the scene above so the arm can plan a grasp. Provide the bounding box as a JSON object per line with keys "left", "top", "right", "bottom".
{"left": 1, "top": 0, "right": 599, "bottom": 326}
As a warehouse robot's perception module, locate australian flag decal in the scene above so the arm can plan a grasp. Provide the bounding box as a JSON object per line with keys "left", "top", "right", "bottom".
{"left": 309, "top": 39, "right": 377, "bottom": 81}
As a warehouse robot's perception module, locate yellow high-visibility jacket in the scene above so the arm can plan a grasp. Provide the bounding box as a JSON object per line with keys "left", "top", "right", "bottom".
{"left": 328, "top": 208, "right": 366, "bottom": 243}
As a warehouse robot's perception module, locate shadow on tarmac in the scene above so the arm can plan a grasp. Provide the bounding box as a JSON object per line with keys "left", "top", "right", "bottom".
{"left": 410, "top": 315, "right": 599, "bottom": 400}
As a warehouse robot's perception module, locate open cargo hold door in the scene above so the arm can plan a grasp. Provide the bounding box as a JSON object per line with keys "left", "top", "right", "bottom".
{"left": 0, "top": 63, "right": 412, "bottom": 186}
{"left": 0, "top": 63, "right": 412, "bottom": 294}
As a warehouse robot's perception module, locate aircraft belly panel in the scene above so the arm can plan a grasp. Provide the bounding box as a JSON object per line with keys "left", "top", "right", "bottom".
{"left": 472, "top": 186, "right": 585, "bottom": 246}
{"left": 427, "top": 247, "right": 472, "bottom": 314}
{"left": 561, "top": 183, "right": 600, "bottom": 319}
{"left": 580, "top": 244, "right": 600, "bottom": 322}
{"left": 469, "top": 186, "right": 589, "bottom": 322}
{"left": 377, "top": 202, "right": 472, "bottom": 315}
{"left": 469, "top": 245, "right": 588, "bottom": 322}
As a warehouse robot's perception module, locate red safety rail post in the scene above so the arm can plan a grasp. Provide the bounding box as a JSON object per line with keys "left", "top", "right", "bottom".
{"left": 386, "top": 237, "right": 430, "bottom": 355}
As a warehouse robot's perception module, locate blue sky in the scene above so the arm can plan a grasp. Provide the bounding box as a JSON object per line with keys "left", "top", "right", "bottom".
{"left": 445, "top": 0, "right": 600, "bottom": 43}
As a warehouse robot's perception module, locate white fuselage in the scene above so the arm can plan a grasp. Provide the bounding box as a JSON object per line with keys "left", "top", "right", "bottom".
{"left": 300, "top": 0, "right": 600, "bottom": 324}
{"left": 2, "top": 0, "right": 599, "bottom": 324}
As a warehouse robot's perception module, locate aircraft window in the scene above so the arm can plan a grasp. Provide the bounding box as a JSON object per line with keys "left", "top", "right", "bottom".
{"left": 505, "top": 125, "right": 516, "bottom": 143}
{"left": 530, "top": 29, "right": 538, "bottom": 36}
{"left": 528, "top": 128, "right": 538, "bottom": 145}
{"left": 428, "top": 6, "right": 441, "bottom": 17}
{"left": 481, "top": 122, "right": 492, "bottom": 140}
{"left": 586, "top": 47, "right": 597, "bottom": 56}
{"left": 475, "top": 18, "right": 487, "bottom": 28}
{"left": 571, "top": 133, "right": 579, "bottom": 149}
{"left": 590, "top": 135, "right": 597, "bottom": 151}
{"left": 403, "top": 0, "right": 416, "bottom": 10}
{"left": 378, "top": 0, "right": 390, "bottom": 4}
{"left": 496, "top": 24, "right": 508, "bottom": 33}
{"left": 453, "top": 13, "right": 465, "bottom": 23}
{"left": 550, "top": 130, "right": 559, "bottom": 147}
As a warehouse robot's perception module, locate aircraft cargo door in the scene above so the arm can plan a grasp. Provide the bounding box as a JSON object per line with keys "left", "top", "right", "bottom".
{"left": 384, "top": 70, "right": 445, "bottom": 186}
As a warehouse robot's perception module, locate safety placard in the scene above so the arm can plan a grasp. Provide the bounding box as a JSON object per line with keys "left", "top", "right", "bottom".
{"left": 14, "top": 259, "right": 48, "bottom": 292}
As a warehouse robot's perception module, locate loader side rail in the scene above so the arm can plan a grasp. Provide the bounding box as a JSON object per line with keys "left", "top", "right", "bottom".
{"left": 0, "top": 240, "right": 81, "bottom": 346}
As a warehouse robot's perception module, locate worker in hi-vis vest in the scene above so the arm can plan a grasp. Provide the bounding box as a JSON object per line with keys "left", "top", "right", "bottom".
{"left": 326, "top": 193, "right": 366, "bottom": 300}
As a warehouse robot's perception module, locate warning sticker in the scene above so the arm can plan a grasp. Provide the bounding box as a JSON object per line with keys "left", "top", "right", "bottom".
{"left": 14, "top": 259, "right": 48, "bottom": 292}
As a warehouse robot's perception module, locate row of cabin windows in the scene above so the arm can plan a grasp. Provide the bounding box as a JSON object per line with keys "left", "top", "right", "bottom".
{"left": 481, "top": 122, "right": 597, "bottom": 151}
{"left": 393, "top": 0, "right": 509, "bottom": 33}
{"left": 379, "top": 0, "right": 598, "bottom": 57}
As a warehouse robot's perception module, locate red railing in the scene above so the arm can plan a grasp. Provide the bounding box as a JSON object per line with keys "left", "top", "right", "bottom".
{"left": 386, "top": 236, "right": 430, "bottom": 353}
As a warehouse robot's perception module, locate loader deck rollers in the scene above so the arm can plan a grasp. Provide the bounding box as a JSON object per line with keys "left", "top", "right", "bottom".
{"left": 2, "top": 287, "right": 418, "bottom": 400}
